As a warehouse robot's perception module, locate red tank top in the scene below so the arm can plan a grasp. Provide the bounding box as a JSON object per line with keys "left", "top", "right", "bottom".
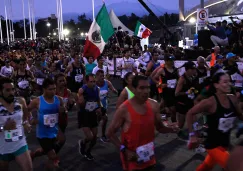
{"left": 120, "top": 100, "right": 156, "bottom": 171}
{"left": 56, "top": 88, "right": 69, "bottom": 126}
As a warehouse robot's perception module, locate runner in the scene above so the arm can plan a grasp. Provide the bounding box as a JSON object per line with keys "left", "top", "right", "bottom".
{"left": 55, "top": 73, "right": 74, "bottom": 132}
{"left": 116, "top": 72, "right": 135, "bottom": 108}
{"left": 107, "top": 75, "right": 178, "bottom": 171}
{"left": 28, "top": 78, "right": 66, "bottom": 170}
{"left": 65, "top": 54, "right": 86, "bottom": 94}
{"left": 195, "top": 56, "right": 208, "bottom": 92}
{"left": 0, "top": 59, "right": 14, "bottom": 78}
{"left": 12, "top": 58, "right": 34, "bottom": 104}
{"left": 175, "top": 61, "right": 197, "bottom": 129}
{"left": 0, "top": 77, "right": 32, "bottom": 171}
{"left": 85, "top": 56, "right": 97, "bottom": 75}
{"left": 96, "top": 70, "right": 117, "bottom": 142}
{"left": 152, "top": 55, "right": 179, "bottom": 122}
{"left": 145, "top": 52, "right": 160, "bottom": 99}
{"left": 77, "top": 74, "right": 102, "bottom": 160}
{"left": 187, "top": 72, "right": 243, "bottom": 171}
{"left": 92, "top": 56, "right": 108, "bottom": 76}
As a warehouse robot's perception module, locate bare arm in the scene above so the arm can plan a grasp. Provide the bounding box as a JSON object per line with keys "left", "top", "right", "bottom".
{"left": 19, "top": 97, "right": 31, "bottom": 122}
{"left": 77, "top": 88, "right": 85, "bottom": 106}
{"left": 175, "top": 76, "right": 186, "bottom": 96}
{"left": 107, "top": 80, "right": 118, "bottom": 94}
{"left": 107, "top": 105, "right": 126, "bottom": 149}
{"left": 186, "top": 98, "right": 213, "bottom": 133}
{"left": 116, "top": 89, "right": 128, "bottom": 109}
{"left": 151, "top": 99, "right": 178, "bottom": 133}
{"left": 145, "top": 61, "right": 153, "bottom": 76}
{"left": 64, "top": 64, "right": 72, "bottom": 75}
{"left": 151, "top": 66, "right": 163, "bottom": 82}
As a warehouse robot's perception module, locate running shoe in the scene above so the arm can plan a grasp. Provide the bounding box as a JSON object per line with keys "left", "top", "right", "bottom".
{"left": 78, "top": 140, "right": 86, "bottom": 156}
{"left": 85, "top": 152, "right": 94, "bottom": 161}
{"left": 195, "top": 144, "right": 206, "bottom": 153}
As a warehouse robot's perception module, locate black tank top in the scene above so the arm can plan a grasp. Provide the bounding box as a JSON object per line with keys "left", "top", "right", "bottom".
{"left": 176, "top": 74, "right": 195, "bottom": 104}
{"left": 205, "top": 94, "right": 237, "bottom": 149}
{"left": 16, "top": 70, "right": 30, "bottom": 90}
{"left": 70, "top": 63, "right": 85, "bottom": 83}
{"left": 162, "top": 67, "right": 178, "bottom": 95}
{"left": 195, "top": 67, "right": 208, "bottom": 91}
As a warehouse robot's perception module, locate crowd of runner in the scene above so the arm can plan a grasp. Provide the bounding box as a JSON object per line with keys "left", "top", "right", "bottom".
{"left": 0, "top": 42, "right": 243, "bottom": 171}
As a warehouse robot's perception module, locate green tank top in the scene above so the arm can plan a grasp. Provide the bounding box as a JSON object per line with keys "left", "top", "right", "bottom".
{"left": 125, "top": 87, "right": 134, "bottom": 99}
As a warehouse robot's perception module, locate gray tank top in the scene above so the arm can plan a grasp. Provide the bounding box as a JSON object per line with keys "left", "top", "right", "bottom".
{"left": 0, "top": 98, "right": 27, "bottom": 154}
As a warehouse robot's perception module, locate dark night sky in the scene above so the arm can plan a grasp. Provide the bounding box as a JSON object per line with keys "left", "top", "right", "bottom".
{"left": 0, "top": 0, "right": 200, "bottom": 20}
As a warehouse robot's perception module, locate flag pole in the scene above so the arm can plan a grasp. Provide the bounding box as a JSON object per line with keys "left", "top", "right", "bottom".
{"left": 92, "top": 0, "right": 95, "bottom": 21}
{"left": 0, "top": 17, "right": 3, "bottom": 43}
{"left": 28, "top": 0, "right": 32, "bottom": 40}
{"left": 22, "top": 0, "right": 27, "bottom": 39}
{"left": 4, "top": 0, "right": 10, "bottom": 45}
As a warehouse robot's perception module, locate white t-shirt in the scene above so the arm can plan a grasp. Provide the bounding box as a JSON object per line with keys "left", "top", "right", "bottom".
{"left": 0, "top": 66, "right": 14, "bottom": 77}
{"left": 92, "top": 65, "right": 108, "bottom": 75}
{"left": 118, "top": 57, "right": 136, "bottom": 78}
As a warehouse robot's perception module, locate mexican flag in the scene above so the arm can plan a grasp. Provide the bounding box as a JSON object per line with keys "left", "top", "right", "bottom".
{"left": 134, "top": 21, "right": 152, "bottom": 39}
{"left": 84, "top": 4, "right": 114, "bottom": 59}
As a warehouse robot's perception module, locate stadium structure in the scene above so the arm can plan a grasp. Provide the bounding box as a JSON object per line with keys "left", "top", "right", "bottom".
{"left": 180, "top": 0, "right": 243, "bottom": 38}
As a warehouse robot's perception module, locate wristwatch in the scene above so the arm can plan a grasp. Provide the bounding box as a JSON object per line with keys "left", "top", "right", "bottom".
{"left": 120, "top": 145, "right": 126, "bottom": 153}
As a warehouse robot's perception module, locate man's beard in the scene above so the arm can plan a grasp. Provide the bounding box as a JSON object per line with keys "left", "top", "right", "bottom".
{"left": 1, "top": 95, "right": 14, "bottom": 104}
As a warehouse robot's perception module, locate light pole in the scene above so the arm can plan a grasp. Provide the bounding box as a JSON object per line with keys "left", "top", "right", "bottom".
{"left": 0, "top": 17, "right": 3, "bottom": 43}
{"left": 47, "top": 22, "right": 51, "bottom": 36}
{"left": 63, "top": 29, "right": 69, "bottom": 40}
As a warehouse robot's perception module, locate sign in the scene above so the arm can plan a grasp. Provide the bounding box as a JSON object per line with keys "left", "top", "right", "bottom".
{"left": 197, "top": 8, "right": 208, "bottom": 26}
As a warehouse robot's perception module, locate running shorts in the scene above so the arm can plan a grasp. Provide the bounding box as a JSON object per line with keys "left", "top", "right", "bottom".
{"left": 0, "top": 145, "right": 28, "bottom": 161}
{"left": 78, "top": 110, "right": 98, "bottom": 128}
{"left": 37, "top": 138, "right": 57, "bottom": 154}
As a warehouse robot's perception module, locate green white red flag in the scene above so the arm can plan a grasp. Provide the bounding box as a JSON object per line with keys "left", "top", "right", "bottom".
{"left": 134, "top": 21, "right": 152, "bottom": 39}
{"left": 84, "top": 4, "right": 114, "bottom": 59}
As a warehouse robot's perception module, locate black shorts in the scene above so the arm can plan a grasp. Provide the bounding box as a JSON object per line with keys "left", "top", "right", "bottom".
{"left": 133, "top": 165, "right": 156, "bottom": 171}
{"left": 37, "top": 138, "right": 57, "bottom": 154}
{"left": 78, "top": 110, "right": 98, "bottom": 128}
{"left": 176, "top": 102, "right": 193, "bottom": 115}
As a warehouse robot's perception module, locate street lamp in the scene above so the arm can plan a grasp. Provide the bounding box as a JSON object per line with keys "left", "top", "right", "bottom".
{"left": 63, "top": 29, "right": 70, "bottom": 40}
{"left": 46, "top": 23, "right": 51, "bottom": 36}
{"left": 81, "top": 32, "right": 84, "bottom": 37}
{"left": 189, "top": 17, "right": 196, "bottom": 23}
{"left": 53, "top": 32, "right": 57, "bottom": 36}
{"left": 85, "top": 32, "right": 88, "bottom": 36}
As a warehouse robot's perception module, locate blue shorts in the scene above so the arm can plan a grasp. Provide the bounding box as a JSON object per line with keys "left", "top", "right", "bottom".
{"left": 0, "top": 145, "right": 28, "bottom": 161}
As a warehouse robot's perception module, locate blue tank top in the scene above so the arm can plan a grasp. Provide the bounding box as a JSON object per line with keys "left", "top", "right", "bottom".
{"left": 98, "top": 80, "right": 109, "bottom": 109}
{"left": 36, "top": 96, "right": 60, "bottom": 138}
{"left": 81, "top": 85, "right": 100, "bottom": 112}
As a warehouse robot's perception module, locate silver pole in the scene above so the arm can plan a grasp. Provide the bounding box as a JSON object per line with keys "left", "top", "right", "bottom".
{"left": 31, "top": 0, "right": 36, "bottom": 39}
{"left": 7, "top": 0, "right": 12, "bottom": 42}
{"left": 60, "top": 0, "right": 64, "bottom": 40}
{"left": 56, "top": 0, "right": 60, "bottom": 41}
{"left": 4, "top": 1, "right": 9, "bottom": 45}
{"left": 0, "top": 18, "right": 3, "bottom": 43}
{"left": 10, "top": 0, "right": 14, "bottom": 41}
{"left": 28, "top": 0, "right": 32, "bottom": 40}
{"left": 22, "top": 0, "right": 26, "bottom": 39}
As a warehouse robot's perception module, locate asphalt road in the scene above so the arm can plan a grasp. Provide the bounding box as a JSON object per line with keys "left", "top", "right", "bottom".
{"left": 8, "top": 77, "right": 243, "bottom": 171}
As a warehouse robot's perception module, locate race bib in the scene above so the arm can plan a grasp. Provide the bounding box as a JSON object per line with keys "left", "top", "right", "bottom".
{"left": 218, "top": 117, "right": 236, "bottom": 133}
{"left": 85, "top": 102, "right": 97, "bottom": 112}
{"left": 100, "top": 90, "right": 108, "bottom": 100}
{"left": 199, "top": 77, "right": 206, "bottom": 84}
{"left": 18, "top": 80, "right": 29, "bottom": 89}
{"left": 37, "top": 78, "right": 44, "bottom": 85}
{"left": 167, "top": 79, "right": 177, "bottom": 88}
{"left": 4, "top": 126, "right": 23, "bottom": 142}
{"left": 188, "top": 93, "right": 195, "bottom": 100}
{"left": 136, "top": 142, "right": 154, "bottom": 163}
{"left": 43, "top": 114, "right": 58, "bottom": 127}
{"left": 75, "top": 74, "right": 83, "bottom": 83}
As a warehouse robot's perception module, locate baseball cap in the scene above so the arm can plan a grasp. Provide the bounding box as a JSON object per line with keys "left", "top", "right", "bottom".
{"left": 184, "top": 61, "right": 196, "bottom": 70}
{"left": 216, "top": 55, "right": 224, "bottom": 60}
{"left": 226, "top": 52, "right": 236, "bottom": 59}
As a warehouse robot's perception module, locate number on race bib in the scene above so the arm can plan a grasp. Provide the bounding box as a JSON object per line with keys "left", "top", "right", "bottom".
{"left": 167, "top": 79, "right": 177, "bottom": 88}
{"left": 136, "top": 142, "right": 154, "bottom": 163}
{"left": 44, "top": 114, "right": 58, "bottom": 127}
{"left": 4, "top": 127, "right": 23, "bottom": 142}
{"left": 218, "top": 117, "right": 236, "bottom": 133}
{"left": 75, "top": 75, "right": 83, "bottom": 82}
{"left": 85, "top": 102, "right": 97, "bottom": 112}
